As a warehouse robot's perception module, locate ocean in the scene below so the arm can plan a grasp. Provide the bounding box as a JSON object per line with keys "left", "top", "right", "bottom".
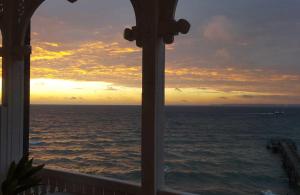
{"left": 29, "top": 105, "right": 300, "bottom": 195}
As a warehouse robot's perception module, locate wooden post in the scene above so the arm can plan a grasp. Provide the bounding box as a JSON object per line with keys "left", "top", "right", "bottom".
{"left": 141, "top": 1, "right": 165, "bottom": 194}
{"left": 0, "top": 0, "right": 25, "bottom": 179}
{"left": 0, "top": 47, "right": 25, "bottom": 179}
{"left": 124, "top": 1, "right": 190, "bottom": 194}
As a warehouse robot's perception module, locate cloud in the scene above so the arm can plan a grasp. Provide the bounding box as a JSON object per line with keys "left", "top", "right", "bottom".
{"left": 203, "top": 16, "right": 234, "bottom": 42}
{"left": 81, "top": 41, "right": 141, "bottom": 56}
{"left": 215, "top": 48, "right": 231, "bottom": 60}
{"left": 174, "top": 88, "right": 182, "bottom": 92}
{"left": 106, "top": 86, "right": 118, "bottom": 91}
{"left": 31, "top": 46, "right": 73, "bottom": 61}
{"left": 29, "top": 2, "right": 300, "bottom": 105}
{"left": 165, "top": 66, "right": 300, "bottom": 96}
{"left": 32, "top": 41, "right": 140, "bottom": 62}
{"left": 219, "top": 97, "right": 228, "bottom": 100}
{"left": 31, "top": 39, "right": 142, "bottom": 86}
{"left": 201, "top": 15, "right": 249, "bottom": 48}
{"left": 238, "top": 94, "right": 300, "bottom": 102}
{"left": 43, "top": 42, "right": 60, "bottom": 47}
{"left": 240, "top": 95, "right": 254, "bottom": 99}
{"left": 31, "top": 38, "right": 300, "bottom": 97}
{"left": 64, "top": 96, "right": 84, "bottom": 101}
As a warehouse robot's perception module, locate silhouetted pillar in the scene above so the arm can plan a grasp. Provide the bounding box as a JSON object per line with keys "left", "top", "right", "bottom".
{"left": 0, "top": 1, "right": 30, "bottom": 180}
{"left": 0, "top": 0, "right": 77, "bottom": 181}
{"left": 125, "top": 1, "right": 190, "bottom": 194}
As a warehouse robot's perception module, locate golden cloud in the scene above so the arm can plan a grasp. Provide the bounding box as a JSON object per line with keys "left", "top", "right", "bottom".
{"left": 29, "top": 39, "right": 300, "bottom": 104}
{"left": 32, "top": 47, "right": 73, "bottom": 61}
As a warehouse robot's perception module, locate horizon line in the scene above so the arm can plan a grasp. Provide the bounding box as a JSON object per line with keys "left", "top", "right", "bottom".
{"left": 28, "top": 103, "right": 300, "bottom": 107}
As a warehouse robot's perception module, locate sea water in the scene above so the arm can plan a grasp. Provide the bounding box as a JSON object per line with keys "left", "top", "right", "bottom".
{"left": 29, "top": 105, "right": 300, "bottom": 194}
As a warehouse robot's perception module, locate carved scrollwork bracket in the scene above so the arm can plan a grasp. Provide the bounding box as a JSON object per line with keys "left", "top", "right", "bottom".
{"left": 124, "top": 0, "right": 190, "bottom": 47}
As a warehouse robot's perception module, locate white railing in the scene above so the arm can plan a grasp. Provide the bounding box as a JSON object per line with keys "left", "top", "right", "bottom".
{"left": 37, "top": 168, "right": 140, "bottom": 195}
{"left": 20, "top": 168, "right": 196, "bottom": 195}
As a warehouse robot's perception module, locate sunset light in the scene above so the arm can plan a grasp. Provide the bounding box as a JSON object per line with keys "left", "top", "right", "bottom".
{"left": 24, "top": 0, "right": 300, "bottom": 105}
{"left": 1, "top": 1, "right": 300, "bottom": 195}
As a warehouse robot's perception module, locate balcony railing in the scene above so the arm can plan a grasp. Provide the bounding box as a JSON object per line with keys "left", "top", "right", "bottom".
{"left": 20, "top": 168, "right": 196, "bottom": 195}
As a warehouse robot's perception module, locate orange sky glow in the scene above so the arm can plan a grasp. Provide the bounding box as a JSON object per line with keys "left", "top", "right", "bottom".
{"left": 3, "top": 0, "right": 300, "bottom": 105}
{"left": 26, "top": 39, "right": 300, "bottom": 105}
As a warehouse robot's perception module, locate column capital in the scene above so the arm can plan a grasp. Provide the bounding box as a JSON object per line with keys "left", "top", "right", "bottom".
{"left": 124, "top": 0, "right": 190, "bottom": 47}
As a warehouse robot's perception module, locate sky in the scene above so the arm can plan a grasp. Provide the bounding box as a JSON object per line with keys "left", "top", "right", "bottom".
{"left": 22, "top": 0, "right": 300, "bottom": 105}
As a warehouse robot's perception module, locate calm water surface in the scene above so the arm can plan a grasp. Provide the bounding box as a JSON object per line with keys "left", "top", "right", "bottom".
{"left": 29, "top": 105, "right": 300, "bottom": 194}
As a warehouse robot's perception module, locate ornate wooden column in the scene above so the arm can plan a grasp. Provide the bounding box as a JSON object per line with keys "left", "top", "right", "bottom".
{"left": 0, "top": 0, "right": 76, "bottom": 181}
{"left": 125, "top": 1, "right": 190, "bottom": 194}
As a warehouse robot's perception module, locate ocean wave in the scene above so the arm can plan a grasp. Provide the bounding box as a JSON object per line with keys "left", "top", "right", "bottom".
{"left": 29, "top": 105, "right": 300, "bottom": 194}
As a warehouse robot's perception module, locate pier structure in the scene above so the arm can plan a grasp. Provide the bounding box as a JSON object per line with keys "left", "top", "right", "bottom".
{"left": 267, "top": 139, "right": 300, "bottom": 187}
